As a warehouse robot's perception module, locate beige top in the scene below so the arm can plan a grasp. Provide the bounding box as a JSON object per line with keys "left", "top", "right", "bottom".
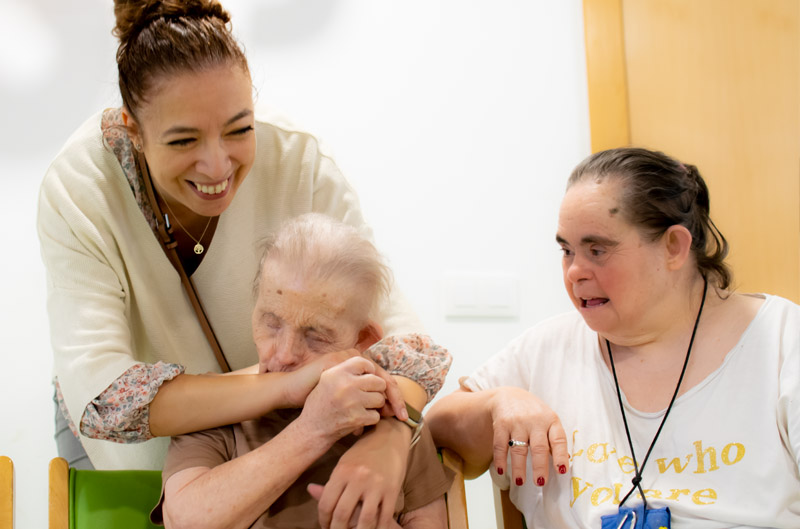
{"left": 38, "top": 109, "right": 422, "bottom": 469}
{"left": 152, "top": 410, "right": 453, "bottom": 527}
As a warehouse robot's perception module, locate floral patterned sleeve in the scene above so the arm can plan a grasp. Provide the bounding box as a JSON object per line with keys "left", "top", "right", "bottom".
{"left": 365, "top": 334, "right": 452, "bottom": 403}
{"left": 55, "top": 362, "right": 185, "bottom": 443}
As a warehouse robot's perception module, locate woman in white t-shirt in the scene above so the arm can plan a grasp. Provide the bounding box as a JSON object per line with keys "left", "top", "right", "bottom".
{"left": 428, "top": 147, "right": 800, "bottom": 528}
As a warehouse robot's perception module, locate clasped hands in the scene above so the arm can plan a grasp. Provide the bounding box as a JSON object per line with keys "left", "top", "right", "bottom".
{"left": 285, "top": 350, "right": 411, "bottom": 529}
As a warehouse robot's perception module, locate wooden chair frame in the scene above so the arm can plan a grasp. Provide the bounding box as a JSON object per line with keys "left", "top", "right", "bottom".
{"left": 494, "top": 485, "right": 525, "bottom": 529}
{"left": 48, "top": 458, "right": 69, "bottom": 529}
{"left": 440, "top": 448, "right": 468, "bottom": 529}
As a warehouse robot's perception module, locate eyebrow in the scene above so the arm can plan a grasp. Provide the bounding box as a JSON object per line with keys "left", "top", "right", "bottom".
{"left": 556, "top": 234, "right": 620, "bottom": 247}
{"left": 161, "top": 109, "right": 254, "bottom": 137}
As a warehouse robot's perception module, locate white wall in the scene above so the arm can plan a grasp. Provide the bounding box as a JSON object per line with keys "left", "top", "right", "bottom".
{"left": 0, "top": 1, "right": 588, "bottom": 527}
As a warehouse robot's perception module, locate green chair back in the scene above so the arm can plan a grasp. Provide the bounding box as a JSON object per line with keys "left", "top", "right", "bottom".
{"left": 69, "top": 469, "right": 162, "bottom": 529}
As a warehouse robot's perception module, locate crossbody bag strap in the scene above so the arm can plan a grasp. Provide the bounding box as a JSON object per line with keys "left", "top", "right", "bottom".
{"left": 136, "top": 151, "right": 231, "bottom": 373}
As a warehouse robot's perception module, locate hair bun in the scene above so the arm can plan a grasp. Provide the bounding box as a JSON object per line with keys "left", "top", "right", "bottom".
{"left": 682, "top": 162, "right": 711, "bottom": 212}
{"left": 113, "top": 0, "right": 230, "bottom": 44}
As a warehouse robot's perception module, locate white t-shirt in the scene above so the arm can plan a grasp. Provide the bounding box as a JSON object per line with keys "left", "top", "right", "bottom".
{"left": 464, "top": 294, "right": 800, "bottom": 528}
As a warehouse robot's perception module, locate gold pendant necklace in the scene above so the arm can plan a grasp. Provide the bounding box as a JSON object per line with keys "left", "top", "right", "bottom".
{"left": 162, "top": 200, "right": 213, "bottom": 255}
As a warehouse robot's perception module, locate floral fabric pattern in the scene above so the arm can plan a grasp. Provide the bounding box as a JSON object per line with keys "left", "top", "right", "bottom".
{"left": 80, "top": 362, "right": 184, "bottom": 442}
{"left": 366, "top": 334, "right": 452, "bottom": 402}
{"left": 54, "top": 362, "right": 184, "bottom": 443}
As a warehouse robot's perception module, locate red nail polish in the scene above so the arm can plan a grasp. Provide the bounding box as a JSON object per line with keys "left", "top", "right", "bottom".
{"left": 559, "top": 465, "right": 567, "bottom": 474}
{"left": 537, "top": 476, "right": 545, "bottom": 486}
{"left": 497, "top": 467, "right": 504, "bottom": 475}
{"left": 515, "top": 477, "right": 523, "bottom": 486}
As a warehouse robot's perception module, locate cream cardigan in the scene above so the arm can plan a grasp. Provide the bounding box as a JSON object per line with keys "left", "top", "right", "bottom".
{"left": 38, "top": 110, "right": 421, "bottom": 469}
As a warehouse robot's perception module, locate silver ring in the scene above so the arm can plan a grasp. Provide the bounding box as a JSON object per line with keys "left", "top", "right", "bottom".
{"left": 508, "top": 439, "right": 528, "bottom": 447}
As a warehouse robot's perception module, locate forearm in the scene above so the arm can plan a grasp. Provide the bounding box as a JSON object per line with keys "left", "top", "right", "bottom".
{"left": 425, "top": 389, "right": 495, "bottom": 478}
{"left": 163, "top": 420, "right": 331, "bottom": 529}
{"left": 393, "top": 376, "right": 427, "bottom": 411}
{"left": 150, "top": 372, "right": 292, "bottom": 437}
{"left": 375, "top": 414, "right": 414, "bottom": 455}
{"left": 223, "top": 364, "right": 259, "bottom": 375}
{"left": 318, "top": 417, "right": 413, "bottom": 528}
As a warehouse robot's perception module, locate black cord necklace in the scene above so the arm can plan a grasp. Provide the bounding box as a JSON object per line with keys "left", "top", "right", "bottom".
{"left": 606, "top": 278, "right": 708, "bottom": 511}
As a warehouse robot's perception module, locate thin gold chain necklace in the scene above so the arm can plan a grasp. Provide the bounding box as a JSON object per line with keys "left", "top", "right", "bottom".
{"left": 161, "top": 199, "right": 213, "bottom": 255}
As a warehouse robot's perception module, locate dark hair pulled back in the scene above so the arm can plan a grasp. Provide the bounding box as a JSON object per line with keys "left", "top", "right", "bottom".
{"left": 113, "top": 0, "right": 248, "bottom": 121}
{"left": 568, "top": 147, "right": 732, "bottom": 290}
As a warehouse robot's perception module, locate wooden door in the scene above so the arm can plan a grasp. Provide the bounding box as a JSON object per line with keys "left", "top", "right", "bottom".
{"left": 584, "top": 0, "right": 800, "bottom": 303}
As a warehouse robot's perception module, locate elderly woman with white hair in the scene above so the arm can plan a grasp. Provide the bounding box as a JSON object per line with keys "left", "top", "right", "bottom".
{"left": 153, "top": 213, "right": 453, "bottom": 529}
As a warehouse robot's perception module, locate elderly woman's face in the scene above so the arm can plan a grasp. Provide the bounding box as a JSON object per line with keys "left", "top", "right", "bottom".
{"left": 556, "top": 179, "right": 670, "bottom": 341}
{"left": 129, "top": 64, "right": 255, "bottom": 220}
{"left": 251, "top": 260, "right": 367, "bottom": 374}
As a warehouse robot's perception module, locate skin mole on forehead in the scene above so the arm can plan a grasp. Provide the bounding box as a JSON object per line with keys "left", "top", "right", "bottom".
{"left": 609, "top": 207, "right": 619, "bottom": 215}
{"left": 276, "top": 289, "right": 282, "bottom": 295}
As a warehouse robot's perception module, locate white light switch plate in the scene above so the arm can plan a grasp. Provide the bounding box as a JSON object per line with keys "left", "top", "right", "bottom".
{"left": 443, "top": 271, "right": 520, "bottom": 319}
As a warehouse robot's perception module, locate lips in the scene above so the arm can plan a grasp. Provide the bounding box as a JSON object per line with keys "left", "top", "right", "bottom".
{"left": 192, "top": 178, "right": 229, "bottom": 196}
{"left": 581, "top": 297, "right": 609, "bottom": 308}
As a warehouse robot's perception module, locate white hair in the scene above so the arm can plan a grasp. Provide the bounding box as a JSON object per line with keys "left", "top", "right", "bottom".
{"left": 254, "top": 213, "right": 392, "bottom": 320}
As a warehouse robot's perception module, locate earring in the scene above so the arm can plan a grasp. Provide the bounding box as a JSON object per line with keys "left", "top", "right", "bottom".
{"left": 134, "top": 142, "right": 142, "bottom": 151}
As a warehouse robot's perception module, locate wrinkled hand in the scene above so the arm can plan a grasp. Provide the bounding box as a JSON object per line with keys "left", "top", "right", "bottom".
{"left": 371, "top": 369, "right": 409, "bottom": 423}
{"left": 299, "top": 357, "right": 387, "bottom": 443}
{"left": 281, "top": 349, "right": 363, "bottom": 407}
{"left": 308, "top": 485, "right": 402, "bottom": 529}
{"left": 488, "top": 386, "right": 569, "bottom": 487}
{"left": 279, "top": 351, "right": 406, "bottom": 422}
{"left": 313, "top": 420, "right": 409, "bottom": 529}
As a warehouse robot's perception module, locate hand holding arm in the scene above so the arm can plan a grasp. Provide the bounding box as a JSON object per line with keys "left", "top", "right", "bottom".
{"left": 150, "top": 349, "right": 369, "bottom": 437}
{"left": 309, "top": 335, "right": 451, "bottom": 529}
{"left": 162, "top": 356, "right": 388, "bottom": 529}
{"left": 300, "top": 356, "right": 388, "bottom": 441}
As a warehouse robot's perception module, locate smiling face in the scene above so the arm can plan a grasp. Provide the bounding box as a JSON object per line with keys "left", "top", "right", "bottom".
{"left": 125, "top": 64, "right": 255, "bottom": 220}
{"left": 252, "top": 258, "right": 372, "bottom": 374}
{"left": 556, "top": 179, "right": 671, "bottom": 342}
